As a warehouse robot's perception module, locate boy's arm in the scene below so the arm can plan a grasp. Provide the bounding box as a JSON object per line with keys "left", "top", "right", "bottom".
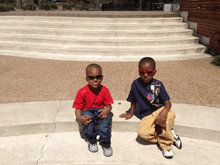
{"left": 98, "top": 104, "right": 112, "bottom": 119}
{"left": 119, "top": 102, "right": 136, "bottom": 120}
{"left": 75, "top": 108, "right": 92, "bottom": 125}
{"left": 155, "top": 100, "right": 171, "bottom": 127}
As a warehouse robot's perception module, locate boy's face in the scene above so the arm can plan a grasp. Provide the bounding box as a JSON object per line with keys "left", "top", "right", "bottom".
{"left": 86, "top": 66, "right": 103, "bottom": 89}
{"left": 139, "top": 62, "right": 156, "bottom": 84}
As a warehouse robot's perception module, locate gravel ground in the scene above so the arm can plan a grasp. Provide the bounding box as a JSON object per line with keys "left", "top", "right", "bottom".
{"left": 0, "top": 55, "right": 219, "bottom": 108}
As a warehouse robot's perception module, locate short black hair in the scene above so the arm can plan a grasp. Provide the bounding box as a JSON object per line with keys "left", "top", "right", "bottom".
{"left": 138, "top": 57, "right": 156, "bottom": 69}
{"left": 86, "top": 63, "right": 102, "bottom": 75}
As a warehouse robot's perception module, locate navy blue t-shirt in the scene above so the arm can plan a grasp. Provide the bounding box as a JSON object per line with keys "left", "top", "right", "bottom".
{"left": 127, "top": 78, "right": 170, "bottom": 118}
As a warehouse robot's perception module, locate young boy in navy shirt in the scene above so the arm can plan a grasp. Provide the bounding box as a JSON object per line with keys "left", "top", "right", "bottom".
{"left": 73, "top": 63, "right": 113, "bottom": 157}
{"left": 120, "top": 57, "right": 182, "bottom": 159}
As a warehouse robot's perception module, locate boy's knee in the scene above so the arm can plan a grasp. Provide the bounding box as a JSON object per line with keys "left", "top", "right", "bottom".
{"left": 167, "top": 111, "right": 175, "bottom": 120}
{"left": 138, "top": 130, "right": 156, "bottom": 141}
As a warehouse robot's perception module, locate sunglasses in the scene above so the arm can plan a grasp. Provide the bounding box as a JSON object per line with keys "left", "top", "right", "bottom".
{"left": 139, "top": 70, "right": 155, "bottom": 75}
{"left": 87, "top": 75, "right": 103, "bottom": 80}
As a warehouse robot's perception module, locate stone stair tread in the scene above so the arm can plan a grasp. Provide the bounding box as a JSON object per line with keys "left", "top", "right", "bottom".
{"left": 0, "top": 50, "right": 210, "bottom": 61}
{"left": 1, "top": 16, "right": 183, "bottom": 22}
{"left": 0, "top": 21, "right": 186, "bottom": 26}
{"left": 0, "top": 41, "right": 205, "bottom": 50}
{"left": 0, "top": 26, "right": 191, "bottom": 32}
{"left": 0, "top": 33, "right": 198, "bottom": 40}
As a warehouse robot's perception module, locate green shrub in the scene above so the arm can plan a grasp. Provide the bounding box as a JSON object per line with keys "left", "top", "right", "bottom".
{"left": 7, "top": 6, "right": 14, "bottom": 11}
{"left": 22, "top": 3, "right": 36, "bottom": 10}
{"left": 0, "top": 3, "right": 14, "bottom": 11}
{"left": 7, "top": 0, "right": 15, "bottom": 3}
{"left": 75, "top": 5, "right": 80, "bottom": 10}
{"left": 9, "top": 3, "right": 16, "bottom": 7}
{"left": 39, "top": 3, "right": 50, "bottom": 10}
{"left": 83, "top": 6, "right": 89, "bottom": 11}
{"left": 63, "top": 3, "right": 73, "bottom": 10}
{"left": 79, "top": 6, "right": 83, "bottom": 10}
{"left": 211, "top": 55, "right": 220, "bottom": 66}
{"left": 0, "top": 5, "right": 7, "bottom": 12}
{"left": 50, "top": 3, "right": 58, "bottom": 9}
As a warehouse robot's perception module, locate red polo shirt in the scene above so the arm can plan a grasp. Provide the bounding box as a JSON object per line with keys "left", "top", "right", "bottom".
{"left": 73, "top": 85, "right": 113, "bottom": 111}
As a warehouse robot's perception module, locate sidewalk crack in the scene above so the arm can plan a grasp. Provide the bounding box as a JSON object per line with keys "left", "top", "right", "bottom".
{"left": 35, "top": 101, "right": 62, "bottom": 165}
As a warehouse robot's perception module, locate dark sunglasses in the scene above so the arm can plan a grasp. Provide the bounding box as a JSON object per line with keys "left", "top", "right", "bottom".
{"left": 87, "top": 75, "right": 103, "bottom": 80}
{"left": 139, "top": 70, "right": 155, "bottom": 75}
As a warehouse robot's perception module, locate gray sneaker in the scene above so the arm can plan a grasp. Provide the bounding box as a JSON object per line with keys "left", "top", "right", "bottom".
{"left": 86, "top": 140, "right": 98, "bottom": 153}
{"left": 102, "top": 146, "right": 113, "bottom": 157}
{"left": 162, "top": 149, "right": 173, "bottom": 159}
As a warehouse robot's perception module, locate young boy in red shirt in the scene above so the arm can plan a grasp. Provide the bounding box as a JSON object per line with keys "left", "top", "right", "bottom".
{"left": 73, "top": 63, "right": 113, "bottom": 157}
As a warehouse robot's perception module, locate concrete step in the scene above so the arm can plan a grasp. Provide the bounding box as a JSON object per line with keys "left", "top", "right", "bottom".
{"left": 0, "top": 41, "right": 206, "bottom": 55}
{"left": 0, "top": 100, "right": 219, "bottom": 143}
{"left": 0, "top": 15, "right": 210, "bottom": 61}
{"left": 0, "top": 16, "right": 183, "bottom": 23}
{"left": 0, "top": 27, "right": 193, "bottom": 37}
{"left": 0, "top": 50, "right": 210, "bottom": 61}
{"left": 0, "top": 21, "right": 188, "bottom": 30}
{"left": 0, "top": 34, "right": 200, "bottom": 46}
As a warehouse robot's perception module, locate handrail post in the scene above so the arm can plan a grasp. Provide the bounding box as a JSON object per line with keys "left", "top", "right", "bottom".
{"left": 15, "top": 0, "right": 22, "bottom": 9}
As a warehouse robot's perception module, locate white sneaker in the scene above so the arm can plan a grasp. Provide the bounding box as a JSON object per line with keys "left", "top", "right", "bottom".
{"left": 162, "top": 149, "right": 173, "bottom": 159}
{"left": 102, "top": 146, "right": 113, "bottom": 157}
{"left": 171, "top": 129, "right": 182, "bottom": 149}
{"left": 86, "top": 140, "right": 98, "bottom": 153}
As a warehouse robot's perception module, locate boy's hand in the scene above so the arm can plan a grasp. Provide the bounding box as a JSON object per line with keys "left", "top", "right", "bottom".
{"left": 119, "top": 113, "right": 133, "bottom": 120}
{"left": 80, "top": 115, "right": 92, "bottom": 125}
{"left": 155, "top": 110, "right": 168, "bottom": 127}
{"left": 98, "top": 108, "right": 110, "bottom": 119}
{"left": 98, "top": 105, "right": 112, "bottom": 119}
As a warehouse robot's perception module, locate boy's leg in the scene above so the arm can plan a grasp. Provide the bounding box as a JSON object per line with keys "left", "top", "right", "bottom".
{"left": 137, "top": 108, "right": 162, "bottom": 143}
{"left": 97, "top": 111, "right": 113, "bottom": 157}
{"left": 157, "top": 110, "right": 175, "bottom": 150}
{"left": 137, "top": 107, "right": 175, "bottom": 147}
{"left": 97, "top": 112, "right": 113, "bottom": 147}
{"left": 81, "top": 110, "right": 97, "bottom": 144}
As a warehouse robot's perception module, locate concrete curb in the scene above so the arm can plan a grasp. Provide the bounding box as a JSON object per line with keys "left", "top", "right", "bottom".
{"left": 0, "top": 100, "right": 219, "bottom": 142}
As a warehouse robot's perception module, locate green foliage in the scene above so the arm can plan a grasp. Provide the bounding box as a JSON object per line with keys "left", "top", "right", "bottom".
{"left": 0, "top": 4, "right": 14, "bottom": 11}
{"left": 0, "top": 5, "right": 7, "bottom": 11}
{"left": 63, "top": 3, "right": 74, "bottom": 10}
{"left": 7, "top": 6, "right": 14, "bottom": 10}
{"left": 211, "top": 55, "right": 220, "bottom": 66}
{"left": 79, "top": 6, "right": 83, "bottom": 10}
{"left": 39, "top": 3, "right": 51, "bottom": 10}
{"left": 75, "top": 5, "right": 80, "bottom": 10}
{"left": 22, "top": 3, "right": 36, "bottom": 10}
{"left": 50, "top": 3, "right": 58, "bottom": 9}
{"left": 83, "top": 6, "right": 89, "bottom": 11}
{"left": 79, "top": 5, "right": 89, "bottom": 11}
{"left": 8, "top": 3, "right": 16, "bottom": 7}
{"left": 7, "top": 0, "right": 15, "bottom": 3}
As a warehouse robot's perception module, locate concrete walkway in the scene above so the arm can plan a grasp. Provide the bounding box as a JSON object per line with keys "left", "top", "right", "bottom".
{"left": 0, "top": 100, "right": 219, "bottom": 164}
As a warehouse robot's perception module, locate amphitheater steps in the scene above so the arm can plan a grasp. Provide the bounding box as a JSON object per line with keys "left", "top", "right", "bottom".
{"left": 0, "top": 16, "right": 210, "bottom": 61}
